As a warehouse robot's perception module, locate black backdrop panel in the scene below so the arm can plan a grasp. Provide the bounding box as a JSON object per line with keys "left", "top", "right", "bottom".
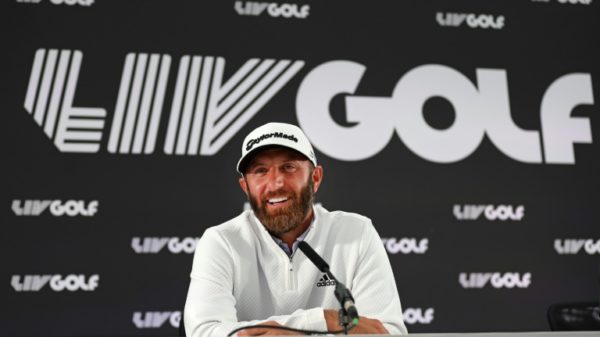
{"left": 2, "top": 0, "right": 599, "bottom": 336}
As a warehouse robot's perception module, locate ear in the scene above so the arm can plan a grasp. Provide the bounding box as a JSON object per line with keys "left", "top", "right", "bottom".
{"left": 239, "top": 176, "right": 249, "bottom": 196}
{"left": 311, "top": 165, "right": 324, "bottom": 193}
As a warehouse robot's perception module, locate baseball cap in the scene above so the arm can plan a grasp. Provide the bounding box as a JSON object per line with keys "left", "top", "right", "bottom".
{"left": 237, "top": 122, "right": 317, "bottom": 174}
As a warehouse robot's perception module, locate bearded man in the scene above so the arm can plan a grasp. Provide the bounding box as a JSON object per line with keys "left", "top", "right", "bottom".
{"left": 184, "top": 122, "right": 407, "bottom": 336}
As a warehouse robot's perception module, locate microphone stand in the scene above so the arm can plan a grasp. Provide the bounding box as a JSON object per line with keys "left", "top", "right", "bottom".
{"left": 327, "top": 272, "right": 354, "bottom": 334}
{"left": 298, "top": 241, "right": 359, "bottom": 335}
{"left": 338, "top": 309, "right": 351, "bottom": 335}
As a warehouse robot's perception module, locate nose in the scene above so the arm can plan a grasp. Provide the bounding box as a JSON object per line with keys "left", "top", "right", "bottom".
{"left": 265, "top": 168, "right": 284, "bottom": 191}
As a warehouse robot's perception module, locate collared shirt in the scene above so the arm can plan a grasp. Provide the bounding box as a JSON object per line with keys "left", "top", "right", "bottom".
{"left": 270, "top": 219, "right": 314, "bottom": 257}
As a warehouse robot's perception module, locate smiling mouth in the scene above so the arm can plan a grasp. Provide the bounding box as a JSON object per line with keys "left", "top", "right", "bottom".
{"left": 267, "top": 197, "right": 289, "bottom": 205}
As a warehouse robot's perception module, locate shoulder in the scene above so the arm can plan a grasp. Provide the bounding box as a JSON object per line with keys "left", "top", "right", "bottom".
{"left": 193, "top": 210, "right": 256, "bottom": 263}
{"left": 315, "top": 204, "right": 374, "bottom": 232}
{"left": 201, "top": 210, "right": 254, "bottom": 243}
{"left": 316, "top": 204, "right": 371, "bottom": 223}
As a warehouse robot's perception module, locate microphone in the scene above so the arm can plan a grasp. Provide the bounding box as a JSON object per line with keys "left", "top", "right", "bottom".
{"left": 298, "top": 241, "right": 329, "bottom": 272}
{"left": 298, "top": 241, "right": 359, "bottom": 326}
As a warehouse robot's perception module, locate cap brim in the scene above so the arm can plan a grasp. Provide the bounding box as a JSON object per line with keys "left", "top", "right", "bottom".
{"left": 237, "top": 144, "right": 312, "bottom": 174}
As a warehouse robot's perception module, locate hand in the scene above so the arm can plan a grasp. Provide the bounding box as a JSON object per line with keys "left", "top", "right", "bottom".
{"left": 324, "top": 309, "right": 389, "bottom": 335}
{"left": 237, "top": 320, "right": 301, "bottom": 336}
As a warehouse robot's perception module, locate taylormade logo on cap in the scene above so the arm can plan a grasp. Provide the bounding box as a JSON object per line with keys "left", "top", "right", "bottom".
{"left": 246, "top": 132, "right": 299, "bottom": 151}
{"left": 237, "top": 122, "right": 317, "bottom": 173}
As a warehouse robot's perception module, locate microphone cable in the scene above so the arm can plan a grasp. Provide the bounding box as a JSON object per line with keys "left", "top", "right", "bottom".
{"left": 227, "top": 322, "right": 356, "bottom": 336}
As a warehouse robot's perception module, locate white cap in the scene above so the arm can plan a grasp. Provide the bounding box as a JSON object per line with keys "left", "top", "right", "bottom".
{"left": 237, "top": 122, "right": 317, "bottom": 174}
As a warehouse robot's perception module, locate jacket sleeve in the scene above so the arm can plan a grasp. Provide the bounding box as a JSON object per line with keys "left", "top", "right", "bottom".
{"left": 350, "top": 219, "right": 408, "bottom": 335}
{"left": 184, "top": 228, "right": 328, "bottom": 337}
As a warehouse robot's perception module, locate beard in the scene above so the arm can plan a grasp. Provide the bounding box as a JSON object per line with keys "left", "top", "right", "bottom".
{"left": 247, "top": 177, "right": 314, "bottom": 236}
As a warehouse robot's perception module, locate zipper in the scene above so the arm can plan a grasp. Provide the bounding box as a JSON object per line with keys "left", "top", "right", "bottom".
{"left": 286, "top": 254, "right": 297, "bottom": 290}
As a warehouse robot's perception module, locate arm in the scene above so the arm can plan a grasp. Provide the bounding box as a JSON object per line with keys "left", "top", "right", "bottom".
{"left": 323, "top": 309, "right": 389, "bottom": 335}
{"left": 184, "top": 228, "right": 328, "bottom": 337}
{"left": 339, "top": 220, "right": 408, "bottom": 335}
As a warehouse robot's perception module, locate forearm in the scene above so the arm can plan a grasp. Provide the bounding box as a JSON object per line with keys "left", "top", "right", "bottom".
{"left": 185, "top": 306, "right": 328, "bottom": 337}
{"left": 324, "top": 309, "right": 341, "bottom": 332}
{"left": 323, "top": 309, "right": 390, "bottom": 335}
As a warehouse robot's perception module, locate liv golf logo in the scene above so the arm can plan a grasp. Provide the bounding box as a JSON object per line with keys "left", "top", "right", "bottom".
{"left": 11, "top": 274, "right": 99, "bottom": 292}
{"left": 382, "top": 238, "right": 429, "bottom": 254}
{"left": 453, "top": 204, "right": 524, "bottom": 221}
{"left": 459, "top": 272, "right": 531, "bottom": 289}
{"left": 555, "top": 239, "right": 600, "bottom": 255}
{"left": 133, "top": 311, "right": 181, "bottom": 329}
{"left": 234, "top": 1, "right": 310, "bottom": 19}
{"left": 403, "top": 308, "right": 434, "bottom": 325}
{"left": 24, "top": 49, "right": 304, "bottom": 155}
{"left": 12, "top": 199, "right": 98, "bottom": 217}
{"left": 23, "top": 49, "right": 594, "bottom": 164}
{"left": 436, "top": 12, "right": 505, "bottom": 30}
{"left": 131, "top": 237, "right": 199, "bottom": 254}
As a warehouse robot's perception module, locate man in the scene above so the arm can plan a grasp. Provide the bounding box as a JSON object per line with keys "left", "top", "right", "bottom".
{"left": 184, "top": 122, "right": 407, "bottom": 336}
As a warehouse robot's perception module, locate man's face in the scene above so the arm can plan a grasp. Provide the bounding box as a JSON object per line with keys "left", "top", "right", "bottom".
{"left": 240, "top": 148, "right": 322, "bottom": 235}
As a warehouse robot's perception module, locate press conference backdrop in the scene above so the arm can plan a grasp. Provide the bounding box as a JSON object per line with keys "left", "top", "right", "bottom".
{"left": 2, "top": 0, "right": 599, "bottom": 336}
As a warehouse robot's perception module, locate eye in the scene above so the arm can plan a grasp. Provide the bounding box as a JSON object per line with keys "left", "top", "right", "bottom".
{"left": 283, "top": 163, "right": 297, "bottom": 172}
{"left": 252, "top": 167, "right": 268, "bottom": 175}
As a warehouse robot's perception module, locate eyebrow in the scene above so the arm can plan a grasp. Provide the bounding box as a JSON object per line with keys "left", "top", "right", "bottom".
{"left": 247, "top": 157, "right": 305, "bottom": 170}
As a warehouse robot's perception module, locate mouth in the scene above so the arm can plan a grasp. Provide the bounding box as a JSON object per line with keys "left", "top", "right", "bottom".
{"left": 266, "top": 197, "right": 290, "bottom": 206}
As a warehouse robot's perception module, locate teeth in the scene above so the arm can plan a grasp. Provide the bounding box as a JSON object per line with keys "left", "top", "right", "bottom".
{"left": 268, "top": 197, "right": 288, "bottom": 204}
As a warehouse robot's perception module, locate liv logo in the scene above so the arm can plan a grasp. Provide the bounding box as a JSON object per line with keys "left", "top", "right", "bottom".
{"left": 24, "top": 48, "right": 305, "bottom": 155}
{"left": 24, "top": 49, "right": 106, "bottom": 152}
{"left": 133, "top": 311, "right": 181, "bottom": 329}
{"left": 162, "top": 56, "right": 303, "bottom": 156}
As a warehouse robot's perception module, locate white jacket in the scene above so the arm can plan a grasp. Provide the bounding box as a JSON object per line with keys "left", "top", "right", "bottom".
{"left": 184, "top": 204, "right": 407, "bottom": 336}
